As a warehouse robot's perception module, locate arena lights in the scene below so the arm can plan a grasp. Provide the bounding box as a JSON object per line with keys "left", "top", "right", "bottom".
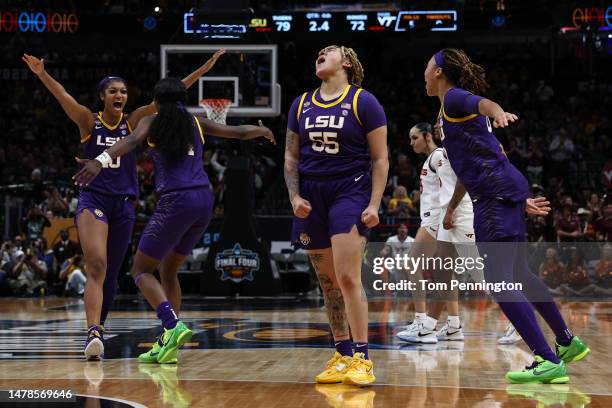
{"left": 572, "top": 6, "right": 612, "bottom": 29}
{"left": 0, "top": 11, "right": 78, "bottom": 33}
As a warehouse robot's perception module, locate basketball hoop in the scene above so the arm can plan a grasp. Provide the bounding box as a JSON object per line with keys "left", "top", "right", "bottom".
{"left": 199, "top": 98, "right": 232, "bottom": 124}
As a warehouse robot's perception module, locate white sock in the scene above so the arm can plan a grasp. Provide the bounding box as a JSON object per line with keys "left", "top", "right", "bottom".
{"left": 424, "top": 316, "right": 437, "bottom": 330}
{"left": 414, "top": 312, "right": 427, "bottom": 322}
{"left": 447, "top": 315, "right": 461, "bottom": 328}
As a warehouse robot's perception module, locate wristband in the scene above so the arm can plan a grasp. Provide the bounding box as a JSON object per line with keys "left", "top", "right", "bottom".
{"left": 95, "top": 151, "right": 112, "bottom": 167}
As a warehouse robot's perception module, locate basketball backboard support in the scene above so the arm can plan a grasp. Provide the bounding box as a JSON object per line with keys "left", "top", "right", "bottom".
{"left": 160, "top": 44, "right": 280, "bottom": 117}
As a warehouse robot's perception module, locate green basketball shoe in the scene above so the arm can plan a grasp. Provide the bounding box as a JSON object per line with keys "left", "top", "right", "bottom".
{"left": 505, "top": 356, "right": 569, "bottom": 384}
{"left": 556, "top": 336, "right": 590, "bottom": 364}
{"left": 157, "top": 321, "right": 192, "bottom": 364}
{"left": 138, "top": 336, "right": 165, "bottom": 364}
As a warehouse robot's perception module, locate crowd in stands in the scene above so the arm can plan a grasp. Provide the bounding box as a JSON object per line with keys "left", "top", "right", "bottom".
{"left": 539, "top": 244, "right": 612, "bottom": 297}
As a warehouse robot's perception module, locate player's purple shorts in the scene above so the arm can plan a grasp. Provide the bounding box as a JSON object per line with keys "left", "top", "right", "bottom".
{"left": 75, "top": 189, "right": 135, "bottom": 226}
{"left": 473, "top": 197, "right": 526, "bottom": 242}
{"left": 138, "top": 187, "right": 214, "bottom": 260}
{"left": 292, "top": 172, "right": 371, "bottom": 250}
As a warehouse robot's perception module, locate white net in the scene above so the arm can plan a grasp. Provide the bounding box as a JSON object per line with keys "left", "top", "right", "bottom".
{"left": 199, "top": 98, "right": 232, "bottom": 124}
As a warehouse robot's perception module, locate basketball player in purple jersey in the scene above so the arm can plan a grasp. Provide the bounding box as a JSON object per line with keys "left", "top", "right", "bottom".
{"left": 74, "top": 77, "right": 275, "bottom": 364}
{"left": 424, "top": 48, "right": 590, "bottom": 383}
{"left": 285, "top": 45, "right": 388, "bottom": 386}
{"left": 22, "top": 50, "right": 226, "bottom": 360}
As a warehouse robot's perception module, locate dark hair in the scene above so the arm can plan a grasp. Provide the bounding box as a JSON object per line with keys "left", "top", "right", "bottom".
{"left": 98, "top": 76, "right": 127, "bottom": 94}
{"left": 148, "top": 78, "right": 194, "bottom": 160}
{"left": 438, "top": 49, "right": 489, "bottom": 95}
{"left": 413, "top": 122, "right": 440, "bottom": 147}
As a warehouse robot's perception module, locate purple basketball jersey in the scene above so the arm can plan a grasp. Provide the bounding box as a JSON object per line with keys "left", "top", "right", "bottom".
{"left": 148, "top": 116, "right": 210, "bottom": 194}
{"left": 439, "top": 87, "right": 530, "bottom": 202}
{"left": 288, "top": 85, "right": 386, "bottom": 179}
{"left": 80, "top": 113, "right": 138, "bottom": 197}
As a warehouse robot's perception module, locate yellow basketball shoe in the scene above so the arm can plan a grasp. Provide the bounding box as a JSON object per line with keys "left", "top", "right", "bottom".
{"left": 315, "top": 351, "right": 353, "bottom": 384}
{"left": 343, "top": 352, "right": 376, "bottom": 386}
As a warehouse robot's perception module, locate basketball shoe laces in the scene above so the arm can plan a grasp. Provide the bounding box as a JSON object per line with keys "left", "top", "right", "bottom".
{"left": 324, "top": 353, "right": 342, "bottom": 370}
{"left": 348, "top": 354, "right": 370, "bottom": 374}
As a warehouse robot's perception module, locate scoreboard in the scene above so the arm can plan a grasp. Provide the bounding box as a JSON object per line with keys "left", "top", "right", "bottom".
{"left": 184, "top": 10, "right": 458, "bottom": 36}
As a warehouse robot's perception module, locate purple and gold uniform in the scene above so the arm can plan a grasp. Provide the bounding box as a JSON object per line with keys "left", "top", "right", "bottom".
{"left": 288, "top": 85, "right": 386, "bottom": 249}
{"left": 138, "top": 116, "right": 213, "bottom": 260}
{"left": 438, "top": 86, "right": 576, "bottom": 363}
{"left": 76, "top": 112, "right": 137, "bottom": 323}
{"left": 438, "top": 87, "right": 530, "bottom": 241}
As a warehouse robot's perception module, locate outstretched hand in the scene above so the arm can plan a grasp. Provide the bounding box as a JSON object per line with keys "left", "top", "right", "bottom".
{"left": 22, "top": 54, "right": 45, "bottom": 75}
{"left": 258, "top": 120, "right": 276, "bottom": 145}
{"left": 200, "top": 49, "right": 226, "bottom": 75}
{"left": 525, "top": 197, "right": 551, "bottom": 217}
{"left": 72, "top": 158, "right": 103, "bottom": 188}
{"left": 492, "top": 111, "right": 518, "bottom": 128}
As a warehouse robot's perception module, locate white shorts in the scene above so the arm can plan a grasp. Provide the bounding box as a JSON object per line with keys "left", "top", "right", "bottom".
{"left": 420, "top": 211, "right": 440, "bottom": 239}
{"left": 436, "top": 211, "right": 475, "bottom": 243}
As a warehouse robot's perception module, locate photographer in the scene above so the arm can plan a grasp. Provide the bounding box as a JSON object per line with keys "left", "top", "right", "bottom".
{"left": 9, "top": 247, "right": 48, "bottom": 296}
{"left": 59, "top": 255, "right": 86, "bottom": 297}
{"left": 23, "top": 205, "right": 51, "bottom": 243}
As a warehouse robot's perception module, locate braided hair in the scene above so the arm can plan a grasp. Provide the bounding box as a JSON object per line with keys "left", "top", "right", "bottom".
{"left": 437, "top": 48, "right": 489, "bottom": 95}
{"left": 321, "top": 45, "right": 365, "bottom": 87}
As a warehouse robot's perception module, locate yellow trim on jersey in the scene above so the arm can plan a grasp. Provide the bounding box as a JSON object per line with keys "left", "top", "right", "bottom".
{"left": 311, "top": 85, "right": 351, "bottom": 108}
{"left": 194, "top": 116, "right": 205, "bottom": 144}
{"left": 352, "top": 87, "right": 364, "bottom": 126}
{"left": 80, "top": 134, "right": 91, "bottom": 144}
{"left": 147, "top": 139, "right": 156, "bottom": 148}
{"left": 97, "top": 112, "right": 123, "bottom": 130}
{"left": 296, "top": 92, "right": 307, "bottom": 122}
{"left": 441, "top": 106, "right": 477, "bottom": 123}
{"left": 126, "top": 119, "right": 133, "bottom": 133}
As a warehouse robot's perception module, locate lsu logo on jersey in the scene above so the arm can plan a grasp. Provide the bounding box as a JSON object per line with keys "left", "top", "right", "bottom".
{"left": 96, "top": 135, "right": 125, "bottom": 147}
{"left": 304, "top": 115, "right": 345, "bottom": 130}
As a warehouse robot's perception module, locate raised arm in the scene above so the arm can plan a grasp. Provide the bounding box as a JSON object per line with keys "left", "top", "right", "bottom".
{"left": 23, "top": 54, "right": 94, "bottom": 136}
{"left": 128, "top": 49, "right": 226, "bottom": 129}
{"left": 73, "top": 116, "right": 153, "bottom": 187}
{"left": 362, "top": 125, "right": 389, "bottom": 228}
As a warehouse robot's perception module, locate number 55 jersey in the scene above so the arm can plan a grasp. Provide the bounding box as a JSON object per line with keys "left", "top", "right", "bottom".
{"left": 287, "top": 85, "right": 386, "bottom": 249}
{"left": 288, "top": 85, "right": 386, "bottom": 179}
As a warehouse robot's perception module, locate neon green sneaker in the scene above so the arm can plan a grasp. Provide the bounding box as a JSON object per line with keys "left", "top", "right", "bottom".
{"left": 505, "top": 356, "right": 569, "bottom": 384}
{"left": 556, "top": 336, "right": 590, "bottom": 364}
{"left": 157, "top": 321, "right": 192, "bottom": 364}
{"left": 138, "top": 336, "right": 167, "bottom": 364}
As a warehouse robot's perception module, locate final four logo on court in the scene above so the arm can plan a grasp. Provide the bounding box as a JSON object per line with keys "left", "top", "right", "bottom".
{"left": 215, "top": 243, "right": 260, "bottom": 283}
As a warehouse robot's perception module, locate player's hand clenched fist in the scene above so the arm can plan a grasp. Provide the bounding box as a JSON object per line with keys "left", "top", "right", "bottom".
{"left": 361, "top": 205, "right": 380, "bottom": 228}
{"left": 291, "top": 196, "right": 312, "bottom": 218}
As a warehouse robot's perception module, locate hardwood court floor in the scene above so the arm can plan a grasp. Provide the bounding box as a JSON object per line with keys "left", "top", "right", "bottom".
{"left": 0, "top": 297, "right": 610, "bottom": 407}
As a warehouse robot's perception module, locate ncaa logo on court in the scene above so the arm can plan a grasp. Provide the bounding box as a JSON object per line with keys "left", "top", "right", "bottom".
{"left": 299, "top": 233, "right": 310, "bottom": 246}
{"left": 215, "top": 243, "right": 260, "bottom": 283}
{"left": 94, "top": 209, "right": 104, "bottom": 217}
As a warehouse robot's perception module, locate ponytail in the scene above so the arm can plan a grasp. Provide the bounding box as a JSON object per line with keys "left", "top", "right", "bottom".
{"left": 435, "top": 48, "right": 489, "bottom": 95}
{"left": 148, "top": 78, "right": 194, "bottom": 160}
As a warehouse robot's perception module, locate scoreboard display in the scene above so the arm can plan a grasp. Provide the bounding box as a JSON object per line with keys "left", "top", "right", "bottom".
{"left": 184, "top": 10, "right": 458, "bottom": 36}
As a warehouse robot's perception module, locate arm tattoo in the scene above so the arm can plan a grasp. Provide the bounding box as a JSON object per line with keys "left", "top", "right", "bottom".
{"left": 309, "top": 253, "right": 349, "bottom": 337}
{"left": 284, "top": 129, "right": 300, "bottom": 200}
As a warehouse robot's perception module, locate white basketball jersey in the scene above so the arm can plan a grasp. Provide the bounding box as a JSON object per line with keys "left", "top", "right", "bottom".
{"left": 438, "top": 148, "right": 473, "bottom": 213}
{"left": 419, "top": 148, "right": 443, "bottom": 223}
{"left": 385, "top": 235, "right": 415, "bottom": 258}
